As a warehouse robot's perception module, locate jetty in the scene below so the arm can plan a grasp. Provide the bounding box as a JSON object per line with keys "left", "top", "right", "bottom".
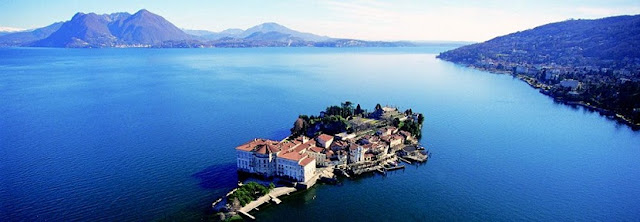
{"left": 238, "top": 187, "right": 297, "bottom": 219}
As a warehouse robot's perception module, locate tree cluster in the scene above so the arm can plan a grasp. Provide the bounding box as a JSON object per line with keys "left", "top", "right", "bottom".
{"left": 228, "top": 182, "right": 274, "bottom": 207}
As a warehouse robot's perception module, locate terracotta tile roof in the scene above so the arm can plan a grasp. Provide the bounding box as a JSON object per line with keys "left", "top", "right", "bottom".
{"left": 308, "top": 146, "right": 324, "bottom": 153}
{"left": 278, "top": 150, "right": 305, "bottom": 161}
{"left": 235, "top": 138, "right": 279, "bottom": 152}
{"left": 255, "top": 143, "right": 280, "bottom": 154}
{"left": 317, "top": 134, "right": 334, "bottom": 142}
{"left": 299, "top": 156, "right": 315, "bottom": 166}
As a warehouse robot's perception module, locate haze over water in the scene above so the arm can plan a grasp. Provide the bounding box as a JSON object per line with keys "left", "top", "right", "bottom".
{"left": 1, "top": 47, "right": 639, "bottom": 221}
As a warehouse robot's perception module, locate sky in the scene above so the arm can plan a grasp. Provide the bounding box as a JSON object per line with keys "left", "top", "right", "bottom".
{"left": 1, "top": 0, "right": 639, "bottom": 42}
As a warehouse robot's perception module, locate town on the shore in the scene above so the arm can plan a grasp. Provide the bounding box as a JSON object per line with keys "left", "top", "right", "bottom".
{"left": 212, "top": 102, "right": 429, "bottom": 221}
{"left": 446, "top": 60, "right": 640, "bottom": 129}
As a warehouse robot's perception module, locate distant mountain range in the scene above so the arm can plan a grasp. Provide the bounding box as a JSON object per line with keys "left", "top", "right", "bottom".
{"left": 437, "top": 14, "right": 640, "bottom": 69}
{"left": 0, "top": 9, "right": 413, "bottom": 48}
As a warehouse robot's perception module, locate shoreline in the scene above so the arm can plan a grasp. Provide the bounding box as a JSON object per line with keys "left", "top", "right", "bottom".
{"left": 452, "top": 63, "right": 640, "bottom": 130}
{"left": 213, "top": 151, "right": 428, "bottom": 221}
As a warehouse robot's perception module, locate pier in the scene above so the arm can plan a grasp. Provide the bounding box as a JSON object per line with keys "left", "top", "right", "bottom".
{"left": 384, "top": 165, "right": 405, "bottom": 171}
{"left": 238, "top": 187, "right": 297, "bottom": 220}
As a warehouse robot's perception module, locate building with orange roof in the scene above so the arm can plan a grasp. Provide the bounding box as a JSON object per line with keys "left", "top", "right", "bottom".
{"left": 235, "top": 139, "right": 281, "bottom": 177}
{"left": 236, "top": 137, "right": 317, "bottom": 183}
{"left": 316, "top": 134, "right": 334, "bottom": 149}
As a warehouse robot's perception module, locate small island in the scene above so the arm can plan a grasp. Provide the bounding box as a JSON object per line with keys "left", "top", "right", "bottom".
{"left": 212, "top": 102, "right": 429, "bottom": 221}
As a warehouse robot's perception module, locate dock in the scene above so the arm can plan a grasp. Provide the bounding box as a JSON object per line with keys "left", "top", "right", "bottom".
{"left": 238, "top": 210, "right": 255, "bottom": 220}
{"left": 384, "top": 165, "right": 405, "bottom": 171}
{"left": 238, "top": 187, "right": 297, "bottom": 219}
{"left": 404, "top": 153, "right": 428, "bottom": 162}
{"left": 398, "top": 157, "right": 412, "bottom": 164}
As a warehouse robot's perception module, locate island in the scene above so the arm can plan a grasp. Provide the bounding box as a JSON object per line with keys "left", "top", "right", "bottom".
{"left": 212, "top": 102, "right": 429, "bottom": 221}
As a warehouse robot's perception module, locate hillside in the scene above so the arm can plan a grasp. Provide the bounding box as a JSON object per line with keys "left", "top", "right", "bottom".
{"left": 0, "top": 22, "right": 63, "bottom": 47}
{"left": 31, "top": 9, "right": 192, "bottom": 47}
{"left": 437, "top": 14, "right": 640, "bottom": 128}
{"left": 437, "top": 15, "right": 640, "bottom": 69}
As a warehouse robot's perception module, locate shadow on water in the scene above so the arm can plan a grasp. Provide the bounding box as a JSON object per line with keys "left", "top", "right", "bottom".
{"left": 155, "top": 163, "right": 241, "bottom": 221}
{"left": 192, "top": 162, "right": 239, "bottom": 190}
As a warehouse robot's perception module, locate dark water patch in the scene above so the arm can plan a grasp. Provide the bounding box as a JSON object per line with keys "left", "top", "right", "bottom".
{"left": 192, "top": 162, "right": 238, "bottom": 191}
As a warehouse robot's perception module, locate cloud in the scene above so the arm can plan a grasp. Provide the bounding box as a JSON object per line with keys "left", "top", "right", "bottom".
{"left": 315, "top": 1, "right": 566, "bottom": 41}
{"left": 0, "top": 26, "right": 25, "bottom": 32}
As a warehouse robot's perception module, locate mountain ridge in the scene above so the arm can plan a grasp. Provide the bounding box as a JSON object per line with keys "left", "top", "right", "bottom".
{"left": 0, "top": 9, "right": 411, "bottom": 48}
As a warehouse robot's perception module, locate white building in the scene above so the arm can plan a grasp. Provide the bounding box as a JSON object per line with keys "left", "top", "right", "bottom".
{"left": 316, "top": 134, "right": 334, "bottom": 149}
{"left": 560, "top": 79, "right": 580, "bottom": 90}
{"left": 236, "top": 138, "right": 316, "bottom": 183}
{"left": 235, "top": 139, "right": 280, "bottom": 176}
{"left": 348, "top": 144, "right": 365, "bottom": 164}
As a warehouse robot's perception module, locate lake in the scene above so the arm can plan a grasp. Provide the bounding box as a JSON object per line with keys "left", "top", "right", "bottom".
{"left": 1, "top": 47, "right": 639, "bottom": 221}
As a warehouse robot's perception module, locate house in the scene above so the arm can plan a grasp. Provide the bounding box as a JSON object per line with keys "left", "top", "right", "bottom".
{"left": 235, "top": 139, "right": 281, "bottom": 176}
{"left": 348, "top": 144, "right": 365, "bottom": 164}
{"left": 316, "top": 134, "right": 334, "bottom": 149}
{"left": 330, "top": 140, "right": 349, "bottom": 152}
{"left": 364, "top": 153, "right": 375, "bottom": 162}
{"left": 376, "top": 127, "right": 397, "bottom": 136}
{"left": 236, "top": 137, "right": 316, "bottom": 183}
{"left": 277, "top": 150, "right": 316, "bottom": 183}
{"left": 307, "top": 146, "right": 327, "bottom": 167}
{"left": 560, "top": 79, "right": 580, "bottom": 90}
{"left": 389, "top": 134, "right": 404, "bottom": 147}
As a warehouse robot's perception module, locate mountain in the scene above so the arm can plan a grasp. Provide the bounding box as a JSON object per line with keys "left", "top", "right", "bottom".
{"left": 184, "top": 28, "right": 244, "bottom": 40}
{"left": 33, "top": 13, "right": 118, "bottom": 47}
{"left": 240, "top": 22, "right": 330, "bottom": 41}
{"left": 437, "top": 14, "right": 640, "bottom": 68}
{"left": 0, "top": 22, "right": 63, "bottom": 46}
{"left": 29, "top": 9, "right": 192, "bottom": 47}
{"left": 0, "top": 9, "right": 411, "bottom": 48}
{"left": 110, "top": 9, "right": 191, "bottom": 45}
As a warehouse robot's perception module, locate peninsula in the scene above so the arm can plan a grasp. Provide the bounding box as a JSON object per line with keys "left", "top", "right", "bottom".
{"left": 212, "top": 102, "right": 428, "bottom": 221}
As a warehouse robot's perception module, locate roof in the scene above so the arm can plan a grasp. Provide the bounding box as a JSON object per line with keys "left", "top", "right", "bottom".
{"left": 308, "top": 146, "right": 324, "bottom": 153}
{"left": 317, "top": 134, "right": 334, "bottom": 142}
{"left": 255, "top": 143, "right": 280, "bottom": 154}
{"left": 399, "top": 130, "right": 412, "bottom": 137}
{"left": 299, "top": 156, "right": 315, "bottom": 166}
{"left": 330, "top": 140, "right": 348, "bottom": 148}
{"left": 279, "top": 151, "right": 305, "bottom": 161}
{"left": 236, "top": 138, "right": 279, "bottom": 152}
{"left": 390, "top": 134, "right": 404, "bottom": 141}
{"left": 279, "top": 140, "right": 302, "bottom": 151}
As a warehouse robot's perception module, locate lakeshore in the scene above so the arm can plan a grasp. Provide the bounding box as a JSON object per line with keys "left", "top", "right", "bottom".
{"left": 212, "top": 102, "right": 430, "bottom": 220}
{"left": 459, "top": 65, "right": 640, "bottom": 130}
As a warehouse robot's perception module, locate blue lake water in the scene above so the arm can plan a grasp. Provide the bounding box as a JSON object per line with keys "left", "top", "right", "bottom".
{"left": 1, "top": 47, "right": 639, "bottom": 221}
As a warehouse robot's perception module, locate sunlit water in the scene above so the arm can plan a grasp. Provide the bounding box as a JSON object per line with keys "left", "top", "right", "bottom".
{"left": 1, "top": 47, "right": 639, "bottom": 221}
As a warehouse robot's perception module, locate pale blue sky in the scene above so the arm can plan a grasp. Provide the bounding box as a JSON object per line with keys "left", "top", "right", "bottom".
{"left": 1, "top": 0, "right": 639, "bottom": 41}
